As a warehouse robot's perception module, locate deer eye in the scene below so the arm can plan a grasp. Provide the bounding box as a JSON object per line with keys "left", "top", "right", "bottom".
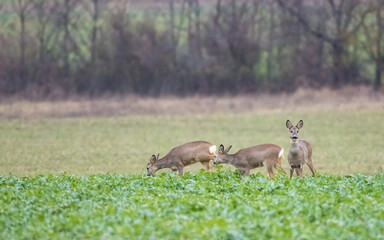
{"left": 290, "top": 130, "right": 293, "bottom": 133}
{"left": 297, "top": 131, "right": 299, "bottom": 133}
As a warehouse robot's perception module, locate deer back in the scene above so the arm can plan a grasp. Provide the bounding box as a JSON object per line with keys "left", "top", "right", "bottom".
{"left": 165, "top": 141, "right": 216, "bottom": 166}
{"left": 236, "top": 144, "right": 283, "bottom": 168}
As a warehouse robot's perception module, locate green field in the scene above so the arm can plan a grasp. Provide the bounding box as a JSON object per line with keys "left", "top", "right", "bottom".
{"left": 1, "top": 107, "right": 384, "bottom": 239}
{"left": 1, "top": 172, "right": 384, "bottom": 239}
{"left": 0, "top": 110, "right": 383, "bottom": 176}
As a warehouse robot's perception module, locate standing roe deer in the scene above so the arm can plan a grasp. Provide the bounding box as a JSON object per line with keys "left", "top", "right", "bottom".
{"left": 147, "top": 141, "right": 217, "bottom": 176}
{"left": 213, "top": 144, "right": 285, "bottom": 178}
{"left": 286, "top": 120, "right": 316, "bottom": 178}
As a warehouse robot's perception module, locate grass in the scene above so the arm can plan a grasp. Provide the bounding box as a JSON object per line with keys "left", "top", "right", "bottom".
{"left": 0, "top": 94, "right": 383, "bottom": 239}
{"left": 0, "top": 109, "right": 383, "bottom": 176}
{"left": 1, "top": 172, "right": 384, "bottom": 239}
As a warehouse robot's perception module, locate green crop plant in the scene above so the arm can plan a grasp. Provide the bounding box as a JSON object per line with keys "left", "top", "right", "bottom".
{"left": 1, "top": 171, "right": 383, "bottom": 239}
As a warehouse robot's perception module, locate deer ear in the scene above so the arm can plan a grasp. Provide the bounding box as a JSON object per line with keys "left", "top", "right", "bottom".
{"left": 219, "top": 144, "right": 225, "bottom": 154}
{"left": 150, "top": 155, "right": 157, "bottom": 164}
{"left": 225, "top": 145, "right": 232, "bottom": 153}
{"left": 286, "top": 120, "right": 293, "bottom": 129}
{"left": 296, "top": 120, "right": 303, "bottom": 129}
{"left": 156, "top": 153, "right": 160, "bottom": 160}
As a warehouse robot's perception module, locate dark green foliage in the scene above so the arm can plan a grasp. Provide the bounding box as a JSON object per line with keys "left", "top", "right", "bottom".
{"left": 1, "top": 171, "right": 384, "bottom": 239}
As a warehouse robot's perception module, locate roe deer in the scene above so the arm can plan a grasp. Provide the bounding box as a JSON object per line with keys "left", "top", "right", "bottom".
{"left": 147, "top": 141, "right": 217, "bottom": 176}
{"left": 213, "top": 144, "right": 285, "bottom": 178}
{"left": 286, "top": 120, "right": 316, "bottom": 178}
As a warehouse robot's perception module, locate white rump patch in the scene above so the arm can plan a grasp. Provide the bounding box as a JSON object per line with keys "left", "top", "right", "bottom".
{"left": 209, "top": 145, "right": 217, "bottom": 155}
{"left": 278, "top": 148, "right": 284, "bottom": 158}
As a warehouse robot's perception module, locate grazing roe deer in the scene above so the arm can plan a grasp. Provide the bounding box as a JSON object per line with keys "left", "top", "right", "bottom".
{"left": 147, "top": 141, "right": 217, "bottom": 176}
{"left": 286, "top": 120, "right": 316, "bottom": 178}
{"left": 213, "top": 144, "right": 285, "bottom": 178}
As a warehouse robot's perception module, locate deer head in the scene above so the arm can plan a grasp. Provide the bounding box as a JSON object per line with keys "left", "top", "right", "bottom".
{"left": 147, "top": 153, "right": 160, "bottom": 176}
{"left": 214, "top": 144, "right": 232, "bottom": 164}
{"left": 286, "top": 120, "right": 303, "bottom": 143}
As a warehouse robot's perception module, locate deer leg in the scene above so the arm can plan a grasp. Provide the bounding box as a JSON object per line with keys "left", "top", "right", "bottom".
{"left": 177, "top": 166, "right": 184, "bottom": 177}
{"left": 243, "top": 169, "right": 250, "bottom": 177}
{"left": 237, "top": 169, "right": 246, "bottom": 176}
{"left": 298, "top": 165, "right": 304, "bottom": 177}
{"left": 295, "top": 168, "right": 300, "bottom": 177}
{"left": 274, "top": 161, "right": 287, "bottom": 175}
{"left": 267, "top": 164, "right": 275, "bottom": 179}
{"left": 200, "top": 161, "right": 211, "bottom": 172}
{"left": 306, "top": 159, "right": 316, "bottom": 177}
{"left": 290, "top": 168, "right": 294, "bottom": 179}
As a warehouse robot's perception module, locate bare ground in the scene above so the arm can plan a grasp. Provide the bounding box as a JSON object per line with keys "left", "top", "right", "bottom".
{"left": 0, "top": 86, "right": 383, "bottom": 119}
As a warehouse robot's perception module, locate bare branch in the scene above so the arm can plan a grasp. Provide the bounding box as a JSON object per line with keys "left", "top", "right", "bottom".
{"left": 276, "top": 0, "right": 335, "bottom": 43}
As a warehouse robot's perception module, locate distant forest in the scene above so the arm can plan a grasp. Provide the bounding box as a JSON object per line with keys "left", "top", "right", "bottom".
{"left": 1, "top": 0, "right": 383, "bottom": 97}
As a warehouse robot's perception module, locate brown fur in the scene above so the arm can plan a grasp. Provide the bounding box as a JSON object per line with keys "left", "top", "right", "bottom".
{"left": 214, "top": 144, "right": 285, "bottom": 178}
{"left": 286, "top": 120, "right": 316, "bottom": 178}
{"left": 147, "top": 141, "right": 216, "bottom": 176}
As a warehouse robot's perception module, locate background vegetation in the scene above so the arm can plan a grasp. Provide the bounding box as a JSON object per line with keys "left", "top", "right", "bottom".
{"left": 1, "top": 0, "right": 384, "bottom": 97}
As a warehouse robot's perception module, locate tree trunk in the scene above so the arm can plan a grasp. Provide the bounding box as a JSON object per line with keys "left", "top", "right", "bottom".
{"left": 16, "top": 0, "right": 27, "bottom": 91}
{"left": 374, "top": 59, "right": 382, "bottom": 90}
{"left": 267, "top": 2, "right": 275, "bottom": 83}
{"left": 91, "top": 0, "right": 99, "bottom": 64}
{"left": 374, "top": 0, "right": 383, "bottom": 91}
{"left": 169, "top": 0, "right": 177, "bottom": 67}
{"left": 64, "top": 0, "right": 70, "bottom": 78}
{"left": 193, "top": 0, "right": 202, "bottom": 58}
{"left": 331, "top": 40, "right": 344, "bottom": 87}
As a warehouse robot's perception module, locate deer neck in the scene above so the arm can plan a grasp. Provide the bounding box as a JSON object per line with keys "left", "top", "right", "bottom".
{"left": 154, "top": 156, "right": 171, "bottom": 170}
{"left": 289, "top": 140, "right": 300, "bottom": 154}
{"left": 223, "top": 153, "right": 237, "bottom": 165}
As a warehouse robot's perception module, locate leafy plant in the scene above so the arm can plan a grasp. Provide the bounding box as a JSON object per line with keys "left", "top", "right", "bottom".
{"left": 1, "top": 172, "right": 383, "bottom": 239}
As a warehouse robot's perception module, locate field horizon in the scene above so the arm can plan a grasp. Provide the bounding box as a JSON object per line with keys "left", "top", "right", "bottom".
{"left": 0, "top": 86, "right": 383, "bottom": 119}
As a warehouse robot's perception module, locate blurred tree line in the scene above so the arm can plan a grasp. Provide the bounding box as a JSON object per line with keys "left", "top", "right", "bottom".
{"left": 0, "top": 0, "right": 383, "bottom": 97}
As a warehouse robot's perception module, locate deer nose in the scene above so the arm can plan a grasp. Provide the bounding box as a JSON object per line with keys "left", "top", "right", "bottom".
{"left": 292, "top": 136, "right": 298, "bottom": 140}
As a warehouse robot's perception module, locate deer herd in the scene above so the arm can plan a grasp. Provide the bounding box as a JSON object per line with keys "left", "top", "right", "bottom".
{"left": 147, "top": 120, "right": 316, "bottom": 178}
